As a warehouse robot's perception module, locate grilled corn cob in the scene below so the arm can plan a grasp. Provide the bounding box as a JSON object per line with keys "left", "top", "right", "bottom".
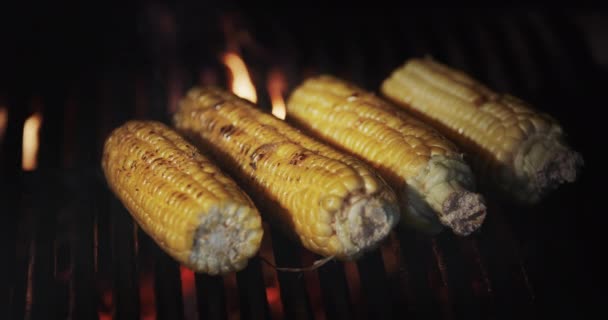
{"left": 287, "top": 75, "right": 486, "bottom": 236}
{"left": 381, "top": 57, "right": 583, "bottom": 203}
{"left": 102, "top": 120, "right": 263, "bottom": 275}
{"left": 173, "top": 87, "right": 400, "bottom": 259}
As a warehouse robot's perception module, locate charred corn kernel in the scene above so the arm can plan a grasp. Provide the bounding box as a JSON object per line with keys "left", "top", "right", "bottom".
{"left": 102, "top": 120, "right": 263, "bottom": 275}
{"left": 381, "top": 57, "right": 583, "bottom": 203}
{"left": 287, "top": 75, "right": 486, "bottom": 236}
{"left": 173, "top": 87, "right": 400, "bottom": 259}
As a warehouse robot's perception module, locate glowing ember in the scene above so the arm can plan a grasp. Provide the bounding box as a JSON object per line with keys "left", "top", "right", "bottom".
{"left": 98, "top": 312, "right": 111, "bottom": 320}
{"left": 22, "top": 112, "right": 42, "bottom": 171}
{"left": 139, "top": 270, "right": 157, "bottom": 320}
{"left": 267, "top": 69, "right": 287, "bottom": 120}
{"left": 260, "top": 223, "right": 284, "bottom": 320}
{"left": 98, "top": 287, "right": 113, "bottom": 320}
{"left": 265, "top": 287, "right": 280, "bottom": 307}
{"left": 180, "top": 266, "right": 196, "bottom": 299}
{"left": 180, "top": 266, "right": 199, "bottom": 320}
{"left": 222, "top": 52, "right": 257, "bottom": 103}
{"left": 0, "top": 107, "right": 7, "bottom": 142}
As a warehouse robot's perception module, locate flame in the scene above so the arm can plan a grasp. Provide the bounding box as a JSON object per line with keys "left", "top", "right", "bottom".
{"left": 22, "top": 112, "right": 42, "bottom": 171}
{"left": 267, "top": 69, "right": 287, "bottom": 120}
{"left": 222, "top": 52, "right": 257, "bottom": 103}
{"left": 0, "top": 107, "right": 7, "bottom": 142}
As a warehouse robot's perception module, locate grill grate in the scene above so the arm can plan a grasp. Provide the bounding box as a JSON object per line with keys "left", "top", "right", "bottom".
{"left": 2, "top": 7, "right": 599, "bottom": 320}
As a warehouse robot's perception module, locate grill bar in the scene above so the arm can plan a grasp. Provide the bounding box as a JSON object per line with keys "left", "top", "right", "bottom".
{"left": 271, "top": 227, "right": 313, "bottom": 320}
{"left": 357, "top": 250, "right": 394, "bottom": 319}
{"left": 379, "top": 234, "right": 408, "bottom": 319}
{"left": 299, "top": 250, "right": 326, "bottom": 320}
{"left": 316, "top": 259, "right": 353, "bottom": 320}
{"left": 71, "top": 172, "right": 98, "bottom": 319}
{"left": 236, "top": 257, "right": 270, "bottom": 320}
{"left": 196, "top": 274, "right": 226, "bottom": 319}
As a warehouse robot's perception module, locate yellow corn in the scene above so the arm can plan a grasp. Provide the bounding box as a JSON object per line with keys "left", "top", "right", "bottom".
{"left": 173, "top": 87, "right": 400, "bottom": 259}
{"left": 381, "top": 57, "right": 583, "bottom": 203}
{"left": 101, "top": 120, "right": 263, "bottom": 275}
{"left": 287, "top": 75, "right": 486, "bottom": 236}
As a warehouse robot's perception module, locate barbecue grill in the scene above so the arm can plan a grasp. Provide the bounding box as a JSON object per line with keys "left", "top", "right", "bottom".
{"left": 2, "top": 4, "right": 603, "bottom": 319}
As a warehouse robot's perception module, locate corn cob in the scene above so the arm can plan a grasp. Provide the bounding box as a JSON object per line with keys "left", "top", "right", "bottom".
{"left": 381, "top": 57, "right": 583, "bottom": 203}
{"left": 101, "top": 120, "right": 263, "bottom": 275}
{"left": 173, "top": 87, "right": 400, "bottom": 259}
{"left": 287, "top": 75, "right": 486, "bottom": 236}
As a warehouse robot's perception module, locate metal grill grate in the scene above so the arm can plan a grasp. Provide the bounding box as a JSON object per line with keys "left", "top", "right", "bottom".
{"left": 2, "top": 6, "right": 600, "bottom": 320}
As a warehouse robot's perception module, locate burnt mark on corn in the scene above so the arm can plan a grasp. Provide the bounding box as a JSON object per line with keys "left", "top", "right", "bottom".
{"left": 150, "top": 157, "right": 169, "bottom": 167}
{"left": 219, "top": 124, "right": 237, "bottom": 138}
{"left": 354, "top": 117, "right": 364, "bottom": 127}
{"left": 249, "top": 143, "right": 279, "bottom": 170}
{"left": 289, "top": 152, "right": 308, "bottom": 165}
{"left": 443, "top": 192, "right": 460, "bottom": 213}
{"left": 140, "top": 150, "right": 156, "bottom": 162}
{"left": 167, "top": 191, "right": 190, "bottom": 204}
{"left": 239, "top": 144, "right": 251, "bottom": 156}
{"left": 471, "top": 96, "right": 485, "bottom": 107}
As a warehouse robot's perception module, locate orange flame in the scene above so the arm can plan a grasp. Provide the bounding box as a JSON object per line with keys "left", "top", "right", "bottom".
{"left": 222, "top": 52, "right": 257, "bottom": 103}
{"left": 267, "top": 69, "right": 287, "bottom": 120}
{"left": 22, "top": 112, "right": 42, "bottom": 171}
{"left": 0, "top": 107, "right": 7, "bottom": 142}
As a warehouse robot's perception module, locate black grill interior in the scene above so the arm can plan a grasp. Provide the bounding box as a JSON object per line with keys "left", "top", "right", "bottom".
{"left": 2, "top": 4, "right": 604, "bottom": 320}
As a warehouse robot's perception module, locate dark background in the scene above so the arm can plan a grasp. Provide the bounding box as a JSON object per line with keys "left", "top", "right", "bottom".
{"left": 1, "top": 2, "right": 606, "bottom": 319}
